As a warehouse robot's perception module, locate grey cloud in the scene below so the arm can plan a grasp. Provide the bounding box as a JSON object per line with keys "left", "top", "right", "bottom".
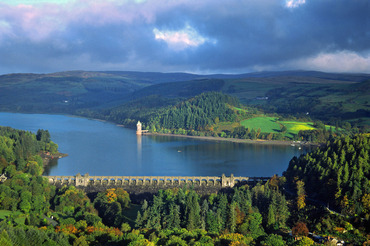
{"left": 0, "top": 0, "right": 368, "bottom": 74}
{"left": 149, "top": 0, "right": 369, "bottom": 71}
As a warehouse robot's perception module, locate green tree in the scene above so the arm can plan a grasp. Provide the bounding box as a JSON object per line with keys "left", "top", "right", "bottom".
{"left": 163, "top": 202, "right": 180, "bottom": 229}
{"left": 285, "top": 134, "right": 369, "bottom": 217}
{"left": 73, "top": 236, "right": 88, "bottom": 246}
{"left": 227, "top": 202, "right": 237, "bottom": 233}
{"left": 206, "top": 211, "right": 219, "bottom": 233}
{"left": 294, "top": 236, "right": 314, "bottom": 246}
{"left": 121, "top": 223, "right": 131, "bottom": 233}
{"left": 184, "top": 191, "right": 200, "bottom": 230}
{"left": 217, "top": 193, "right": 228, "bottom": 230}
{"left": 275, "top": 193, "right": 290, "bottom": 229}
{"left": 267, "top": 204, "right": 276, "bottom": 230}
{"left": 200, "top": 199, "right": 208, "bottom": 230}
{"left": 104, "top": 202, "right": 122, "bottom": 226}
{"left": 0, "top": 230, "right": 12, "bottom": 246}
{"left": 280, "top": 125, "right": 287, "bottom": 133}
{"left": 19, "top": 200, "right": 31, "bottom": 213}
{"left": 245, "top": 212, "right": 265, "bottom": 239}
{"left": 147, "top": 193, "right": 163, "bottom": 230}
{"left": 296, "top": 180, "right": 306, "bottom": 210}
{"left": 135, "top": 211, "right": 142, "bottom": 228}
{"left": 261, "top": 234, "right": 286, "bottom": 246}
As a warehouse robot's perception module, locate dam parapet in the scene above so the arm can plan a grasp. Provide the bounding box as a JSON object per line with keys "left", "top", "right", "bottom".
{"left": 46, "top": 173, "right": 270, "bottom": 188}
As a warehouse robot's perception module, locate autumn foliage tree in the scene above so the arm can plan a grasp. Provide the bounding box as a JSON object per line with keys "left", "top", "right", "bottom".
{"left": 292, "top": 222, "right": 309, "bottom": 238}
{"left": 93, "top": 188, "right": 131, "bottom": 227}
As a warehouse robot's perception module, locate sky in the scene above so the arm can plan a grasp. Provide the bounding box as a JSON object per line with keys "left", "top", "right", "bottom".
{"left": 0, "top": 0, "right": 369, "bottom": 75}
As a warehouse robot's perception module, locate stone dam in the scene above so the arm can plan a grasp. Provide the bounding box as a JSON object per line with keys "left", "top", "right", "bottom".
{"left": 46, "top": 173, "right": 270, "bottom": 188}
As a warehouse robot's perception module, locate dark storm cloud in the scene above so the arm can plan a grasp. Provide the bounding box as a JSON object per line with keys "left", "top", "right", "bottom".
{"left": 0, "top": 0, "right": 368, "bottom": 74}
{"left": 150, "top": 0, "right": 370, "bottom": 72}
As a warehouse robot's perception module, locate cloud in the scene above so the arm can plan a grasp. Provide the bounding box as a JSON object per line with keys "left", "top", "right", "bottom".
{"left": 251, "top": 50, "right": 370, "bottom": 73}
{"left": 0, "top": 3, "right": 66, "bottom": 42}
{"left": 0, "top": 0, "right": 369, "bottom": 74}
{"left": 0, "top": 0, "right": 72, "bottom": 5}
{"left": 285, "top": 0, "right": 306, "bottom": 8}
{"left": 293, "top": 50, "right": 370, "bottom": 73}
{"left": 153, "top": 25, "right": 215, "bottom": 51}
{"left": 0, "top": 20, "right": 12, "bottom": 41}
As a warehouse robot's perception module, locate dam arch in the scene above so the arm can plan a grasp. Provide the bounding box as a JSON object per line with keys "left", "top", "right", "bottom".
{"left": 47, "top": 173, "right": 270, "bottom": 188}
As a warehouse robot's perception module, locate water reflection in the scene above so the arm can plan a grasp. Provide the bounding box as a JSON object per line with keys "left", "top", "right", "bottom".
{"left": 43, "top": 157, "right": 59, "bottom": 175}
{"left": 137, "top": 134, "right": 142, "bottom": 169}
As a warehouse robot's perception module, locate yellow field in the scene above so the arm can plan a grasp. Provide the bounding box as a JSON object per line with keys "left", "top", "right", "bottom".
{"left": 281, "top": 121, "right": 316, "bottom": 134}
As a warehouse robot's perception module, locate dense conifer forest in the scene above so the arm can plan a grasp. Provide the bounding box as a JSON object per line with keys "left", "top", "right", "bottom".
{"left": 285, "top": 134, "right": 370, "bottom": 219}
{"left": 146, "top": 92, "right": 239, "bottom": 132}
{"left": 0, "top": 126, "right": 369, "bottom": 245}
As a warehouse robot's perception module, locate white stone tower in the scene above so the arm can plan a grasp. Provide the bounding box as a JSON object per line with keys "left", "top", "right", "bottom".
{"left": 136, "top": 121, "right": 142, "bottom": 135}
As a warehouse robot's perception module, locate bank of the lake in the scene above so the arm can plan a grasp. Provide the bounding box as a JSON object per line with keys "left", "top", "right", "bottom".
{"left": 143, "top": 132, "right": 320, "bottom": 147}
{"left": 90, "top": 114, "right": 319, "bottom": 147}
{"left": 40, "top": 151, "right": 68, "bottom": 167}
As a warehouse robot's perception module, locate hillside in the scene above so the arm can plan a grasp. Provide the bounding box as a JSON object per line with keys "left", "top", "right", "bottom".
{"left": 107, "top": 71, "right": 370, "bottom": 126}
{"left": 91, "top": 92, "right": 350, "bottom": 143}
{"left": 0, "top": 71, "right": 151, "bottom": 113}
{"left": 0, "top": 70, "right": 369, "bottom": 127}
{"left": 131, "top": 72, "right": 370, "bottom": 126}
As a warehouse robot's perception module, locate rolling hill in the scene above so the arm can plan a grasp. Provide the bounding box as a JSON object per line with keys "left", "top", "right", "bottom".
{"left": 0, "top": 70, "right": 368, "bottom": 126}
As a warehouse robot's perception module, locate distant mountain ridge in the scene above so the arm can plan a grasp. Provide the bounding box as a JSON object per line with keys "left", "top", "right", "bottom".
{"left": 0, "top": 70, "right": 369, "bottom": 125}
{"left": 2, "top": 69, "right": 369, "bottom": 84}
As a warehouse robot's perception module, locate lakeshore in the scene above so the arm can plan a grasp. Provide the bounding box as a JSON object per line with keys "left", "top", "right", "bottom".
{"left": 40, "top": 151, "right": 68, "bottom": 167}
{"left": 143, "top": 132, "right": 320, "bottom": 147}
{"left": 100, "top": 116, "right": 320, "bottom": 147}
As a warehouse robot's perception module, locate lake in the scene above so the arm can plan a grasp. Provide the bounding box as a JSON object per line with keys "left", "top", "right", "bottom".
{"left": 0, "top": 112, "right": 311, "bottom": 177}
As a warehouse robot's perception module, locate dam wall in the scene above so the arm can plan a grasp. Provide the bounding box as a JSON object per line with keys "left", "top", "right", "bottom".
{"left": 46, "top": 173, "right": 270, "bottom": 188}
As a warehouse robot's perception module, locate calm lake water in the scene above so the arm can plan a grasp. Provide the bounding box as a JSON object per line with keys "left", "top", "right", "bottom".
{"left": 0, "top": 112, "right": 311, "bottom": 177}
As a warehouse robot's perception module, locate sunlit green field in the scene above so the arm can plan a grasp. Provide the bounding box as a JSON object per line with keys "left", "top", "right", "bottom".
{"left": 239, "top": 116, "right": 324, "bottom": 139}
{"left": 240, "top": 117, "right": 281, "bottom": 132}
{"left": 280, "top": 121, "right": 316, "bottom": 134}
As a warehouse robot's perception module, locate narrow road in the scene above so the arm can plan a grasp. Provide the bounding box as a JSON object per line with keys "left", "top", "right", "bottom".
{"left": 283, "top": 187, "right": 366, "bottom": 221}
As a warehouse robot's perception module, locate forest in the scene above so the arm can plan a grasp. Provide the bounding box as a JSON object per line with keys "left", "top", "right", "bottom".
{"left": 0, "top": 126, "right": 369, "bottom": 245}
{"left": 82, "top": 92, "right": 362, "bottom": 143}
{"left": 284, "top": 134, "right": 370, "bottom": 219}
{"left": 147, "top": 92, "right": 239, "bottom": 132}
{"left": 0, "top": 127, "right": 58, "bottom": 176}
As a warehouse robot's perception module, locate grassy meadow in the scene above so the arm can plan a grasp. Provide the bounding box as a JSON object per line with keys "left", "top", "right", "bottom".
{"left": 281, "top": 121, "right": 316, "bottom": 134}
{"left": 240, "top": 117, "right": 281, "bottom": 132}
{"left": 237, "top": 116, "right": 324, "bottom": 139}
